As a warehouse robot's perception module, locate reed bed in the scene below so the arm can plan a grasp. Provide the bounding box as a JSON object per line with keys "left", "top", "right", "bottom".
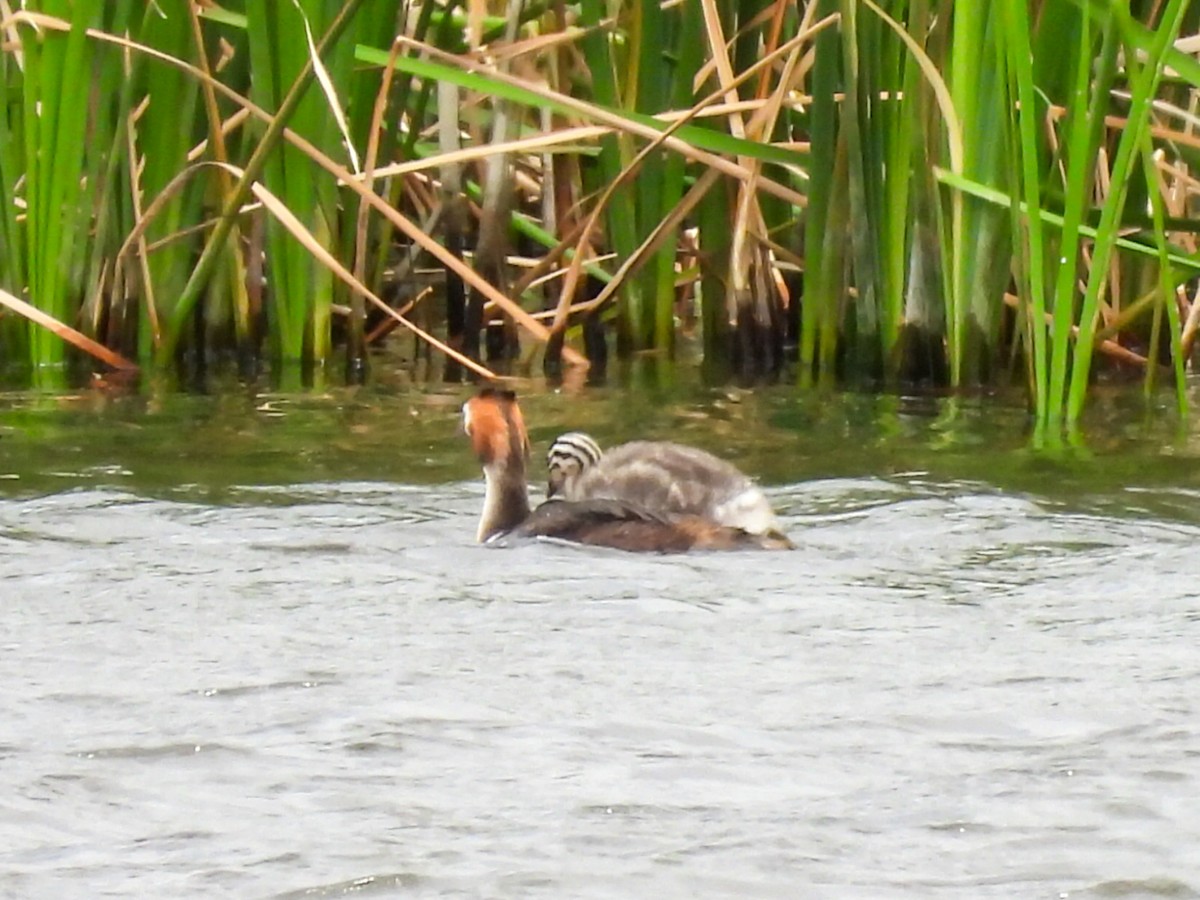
{"left": 0, "top": 1, "right": 1198, "bottom": 429}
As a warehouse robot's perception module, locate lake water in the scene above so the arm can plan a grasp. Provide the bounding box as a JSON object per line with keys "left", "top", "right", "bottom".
{"left": 1, "top": 381, "right": 1198, "bottom": 898}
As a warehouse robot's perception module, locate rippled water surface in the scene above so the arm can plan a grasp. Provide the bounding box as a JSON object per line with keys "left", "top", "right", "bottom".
{"left": 2, "top": 384, "right": 1199, "bottom": 898}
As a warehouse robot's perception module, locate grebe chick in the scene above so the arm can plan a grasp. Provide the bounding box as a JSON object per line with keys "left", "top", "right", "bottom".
{"left": 463, "top": 389, "right": 787, "bottom": 552}
{"left": 547, "top": 431, "right": 789, "bottom": 543}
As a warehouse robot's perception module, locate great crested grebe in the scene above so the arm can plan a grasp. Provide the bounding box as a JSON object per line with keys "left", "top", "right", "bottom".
{"left": 463, "top": 389, "right": 789, "bottom": 552}
{"left": 546, "top": 431, "right": 791, "bottom": 544}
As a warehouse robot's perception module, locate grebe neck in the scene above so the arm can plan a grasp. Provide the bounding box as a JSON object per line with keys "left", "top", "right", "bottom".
{"left": 464, "top": 388, "right": 534, "bottom": 542}
{"left": 478, "top": 462, "right": 532, "bottom": 542}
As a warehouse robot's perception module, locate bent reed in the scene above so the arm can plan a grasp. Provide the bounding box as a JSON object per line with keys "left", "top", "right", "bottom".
{"left": 0, "top": 1, "right": 1198, "bottom": 433}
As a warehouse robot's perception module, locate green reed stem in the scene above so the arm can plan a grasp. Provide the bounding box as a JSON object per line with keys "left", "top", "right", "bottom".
{"left": 156, "top": 0, "right": 366, "bottom": 368}
{"left": 1000, "top": 0, "right": 1048, "bottom": 417}
{"left": 1065, "top": 0, "right": 1189, "bottom": 425}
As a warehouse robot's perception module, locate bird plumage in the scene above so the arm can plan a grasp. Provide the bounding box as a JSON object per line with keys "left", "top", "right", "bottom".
{"left": 546, "top": 432, "right": 788, "bottom": 542}
{"left": 463, "top": 390, "right": 789, "bottom": 552}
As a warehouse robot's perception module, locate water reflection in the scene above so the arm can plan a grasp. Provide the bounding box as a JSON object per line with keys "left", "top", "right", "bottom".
{"left": 3, "top": 380, "right": 1199, "bottom": 510}
{"left": 2, "top": 383, "right": 1200, "bottom": 896}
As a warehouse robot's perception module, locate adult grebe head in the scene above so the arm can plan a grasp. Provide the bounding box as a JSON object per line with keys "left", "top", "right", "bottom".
{"left": 463, "top": 388, "right": 530, "bottom": 470}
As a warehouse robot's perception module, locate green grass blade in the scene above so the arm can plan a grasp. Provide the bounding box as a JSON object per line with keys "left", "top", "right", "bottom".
{"left": 1001, "top": 0, "right": 1048, "bottom": 416}
{"left": 1066, "top": 0, "right": 1190, "bottom": 424}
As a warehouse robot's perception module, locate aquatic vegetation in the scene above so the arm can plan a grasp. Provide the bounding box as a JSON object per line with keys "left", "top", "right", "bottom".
{"left": 0, "top": 1, "right": 1197, "bottom": 431}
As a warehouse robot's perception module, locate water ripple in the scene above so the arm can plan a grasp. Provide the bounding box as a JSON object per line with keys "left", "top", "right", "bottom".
{"left": 1, "top": 480, "right": 1198, "bottom": 898}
